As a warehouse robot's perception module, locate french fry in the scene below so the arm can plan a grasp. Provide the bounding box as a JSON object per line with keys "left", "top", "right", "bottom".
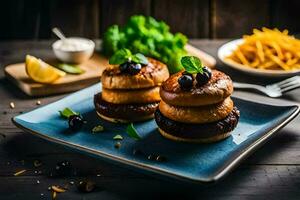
{"left": 226, "top": 28, "right": 300, "bottom": 71}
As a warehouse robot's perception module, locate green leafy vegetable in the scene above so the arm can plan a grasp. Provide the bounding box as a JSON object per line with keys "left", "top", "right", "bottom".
{"left": 59, "top": 108, "right": 79, "bottom": 119}
{"left": 181, "top": 56, "right": 203, "bottom": 74}
{"left": 57, "top": 63, "right": 85, "bottom": 74}
{"left": 113, "top": 134, "right": 123, "bottom": 140}
{"left": 109, "top": 48, "right": 148, "bottom": 65}
{"left": 92, "top": 125, "right": 104, "bottom": 133}
{"left": 103, "top": 15, "right": 188, "bottom": 73}
{"left": 126, "top": 123, "right": 141, "bottom": 140}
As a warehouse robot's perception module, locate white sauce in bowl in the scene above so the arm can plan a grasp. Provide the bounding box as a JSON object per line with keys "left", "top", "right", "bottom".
{"left": 52, "top": 37, "right": 95, "bottom": 63}
{"left": 53, "top": 37, "right": 94, "bottom": 52}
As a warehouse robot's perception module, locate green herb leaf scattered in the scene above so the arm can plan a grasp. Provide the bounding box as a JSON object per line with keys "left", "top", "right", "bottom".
{"left": 113, "top": 134, "right": 123, "bottom": 140}
{"left": 57, "top": 63, "right": 85, "bottom": 74}
{"left": 126, "top": 123, "right": 141, "bottom": 140}
{"left": 92, "top": 125, "right": 104, "bottom": 133}
{"left": 59, "top": 108, "right": 79, "bottom": 119}
{"left": 181, "top": 56, "right": 203, "bottom": 74}
{"left": 103, "top": 15, "right": 188, "bottom": 73}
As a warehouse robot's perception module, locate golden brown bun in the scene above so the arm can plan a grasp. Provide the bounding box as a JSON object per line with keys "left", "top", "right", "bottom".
{"left": 159, "top": 97, "right": 233, "bottom": 124}
{"left": 102, "top": 87, "right": 160, "bottom": 104}
{"left": 101, "top": 58, "right": 169, "bottom": 89}
{"left": 158, "top": 128, "right": 231, "bottom": 143}
{"left": 97, "top": 111, "right": 154, "bottom": 123}
{"left": 160, "top": 70, "right": 233, "bottom": 106}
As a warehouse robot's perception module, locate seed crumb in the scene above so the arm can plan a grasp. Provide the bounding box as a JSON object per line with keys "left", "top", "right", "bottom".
{"left": 36, "top": 100, "right": 41, "bottom": 105}
{"left": 156, "top": 155, "right": 167, "bottom": 162}
{"left": 69, "top": 181, "right": 74, "bottom": 185}
{"left": 36, "top": 180, "right": 40, "bottom": 184}
{"left": 52, "top": 191, "right": 57, "bottom": 200}
{"left": 114, "top": 142, "right": 121, "bottom": 149}
{"left": 147, "top": 154, "right": 156, "bottom": 160}
{"left": 96, "top": 174, "right": 101, "bottom": 177}
{"left": 14, "top": 169, "right": 26, "bottom": 176}
{"left": 33, "top": 160, "right": 42, "bottom": 167}
{"left": 51, "top": 185, "right": 66, "bottom": 193}
{"left": 9, "top": 102, "right": 15, "bottom": 109}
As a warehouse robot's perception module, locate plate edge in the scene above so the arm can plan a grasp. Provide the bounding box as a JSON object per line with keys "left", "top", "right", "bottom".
{"left": 209, "top": 104, "right": 300, "bottom": 182}
{"left": 11, "top": 102, "right": 300, "bottom": 184}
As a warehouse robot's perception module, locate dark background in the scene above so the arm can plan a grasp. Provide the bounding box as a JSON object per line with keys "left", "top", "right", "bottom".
{"left": 0, "top": 0, "right": 300, "bottom": 40}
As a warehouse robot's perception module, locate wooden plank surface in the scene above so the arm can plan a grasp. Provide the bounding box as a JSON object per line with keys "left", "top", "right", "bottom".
{"left": 212, "top": 0, "right": 270, "bottom": 38}
{"left": 152, "top": 0, "right": 210, "bottom": 38}
{"left": 99, "top": 0, "right": 151, "bottom": 36}
{"left": 49, "top": 0, "right": 100, "bottom": 38}
{"left": 0, "top": 40, "right": 300, "bottom": 200}
{"left": 270, "top": 0, "right": 300, "bottom": 33}
{"left": 1, "top": 0, "right": 300, "bottom": 40}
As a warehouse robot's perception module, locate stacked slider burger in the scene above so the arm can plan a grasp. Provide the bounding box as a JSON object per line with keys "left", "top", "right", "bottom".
{"left": 94, "top": 49, "right": 169, "bottom": 123}
{"left": 155, "top": 56, "right": 240, "bottom": 143}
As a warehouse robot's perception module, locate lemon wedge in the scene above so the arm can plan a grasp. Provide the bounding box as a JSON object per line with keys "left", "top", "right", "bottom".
{"left": 25, "top": 55, "right": 66, "bottom": 83}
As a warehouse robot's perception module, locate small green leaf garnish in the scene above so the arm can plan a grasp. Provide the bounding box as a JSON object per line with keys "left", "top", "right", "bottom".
{"left": 181, "top": 56, "right": 203, "bottom": 74}
{"left": 132, "top": 53, "right": 148, "bottom": 65}
{"left": 92, "top": 125, "right": 104, "bottom": 133}
{"left": 109, "top": 48, "right": 132, "bottom": 65}
{"left": 59, "top": 108, "right": 79, "bottom": 119}
{"left": 109, "top": 48, "right": 148, "bottom": 65}
{"left": 57, "top": 63, "right": 85, "bottom": 74}
{"left": 126, "top": 123, "right": 141, "bottom": 140}
{"left": 113, "top": 134, "right": 123, "bottom": 140}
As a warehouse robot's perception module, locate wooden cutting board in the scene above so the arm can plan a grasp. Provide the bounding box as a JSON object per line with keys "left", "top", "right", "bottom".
{"left": 4, "top": 45, "right": 216, "bottom": 97}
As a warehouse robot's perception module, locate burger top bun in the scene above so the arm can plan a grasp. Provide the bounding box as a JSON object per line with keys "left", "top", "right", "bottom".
{"left": 101, "top": 58, "right": 169, "bottom": 89}
{"left": 160, "top": 70, "right": 233, "bottom": 106}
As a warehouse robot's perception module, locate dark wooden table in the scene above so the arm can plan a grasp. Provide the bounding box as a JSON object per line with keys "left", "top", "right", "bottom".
{"left": 0, "top": 40, "right": 300, "bottom": 200}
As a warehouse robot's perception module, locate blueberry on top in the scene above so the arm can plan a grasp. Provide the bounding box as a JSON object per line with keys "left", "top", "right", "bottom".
{"left": 196, "top": 67, "right": 212, "bottom": 86}
{"left": 119, "top": 61, "right": 142, "bottom": 75}
{"left": 178, "top": 74, "right": 193, "bottom": 90}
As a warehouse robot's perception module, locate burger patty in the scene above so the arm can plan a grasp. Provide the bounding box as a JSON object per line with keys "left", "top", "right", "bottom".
{"left": 160, "top": 70, "right": 233, "bottom": 106}
{"left": 94, "top": 93, "right": 159, "bottom": 120}
{"left": 155, "top": 107, "right": 240, "bottom": 139}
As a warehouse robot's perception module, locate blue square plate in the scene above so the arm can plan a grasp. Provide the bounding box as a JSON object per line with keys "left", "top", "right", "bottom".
{"left": 12, "top": 84, "right": 299, "bottom": 183}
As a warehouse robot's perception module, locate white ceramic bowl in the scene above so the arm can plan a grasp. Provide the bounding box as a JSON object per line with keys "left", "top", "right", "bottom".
{"left": 52, "top": 37, "right": 95, "bottom": 64}
{"left": 218, "top": 39, "right": 300, "bottom": 77}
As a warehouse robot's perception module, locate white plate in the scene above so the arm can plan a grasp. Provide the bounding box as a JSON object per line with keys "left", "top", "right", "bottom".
{"left": 218, "top": 39, "right": 300, "bottom": 77}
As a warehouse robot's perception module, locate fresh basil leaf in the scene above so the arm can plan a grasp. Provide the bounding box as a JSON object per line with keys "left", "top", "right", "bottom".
{"left": 92, "top": 125, "right": 104, "bottom": 133}
{"left": 57, "top": 63, "right": 85, "bottom": 74}
{"left": 132, "top": 53, "right": 148, "bottom": 65}
{"left": 113, "top": 134, "right": 123, "bottom": 140}
{"left": 126, "top": 123, "right": 141, "bottom": 140}
{"left": 59, "top": 108, "right": 79, "bottom": 119}
{"left": 181, "top": 56, "right": 203, "bottom": 74}
{"left": 109, "top": 48, "right": 132, "bottom": 65}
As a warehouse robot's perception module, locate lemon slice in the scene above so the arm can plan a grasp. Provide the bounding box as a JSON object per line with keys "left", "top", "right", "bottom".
{"left": 25, "top": 55, "right": 66, "bottom": 83}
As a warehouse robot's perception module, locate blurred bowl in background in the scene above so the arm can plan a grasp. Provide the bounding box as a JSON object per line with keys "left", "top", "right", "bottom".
{"left": 52, "top": 37, "right": 95, "bottom": 64}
